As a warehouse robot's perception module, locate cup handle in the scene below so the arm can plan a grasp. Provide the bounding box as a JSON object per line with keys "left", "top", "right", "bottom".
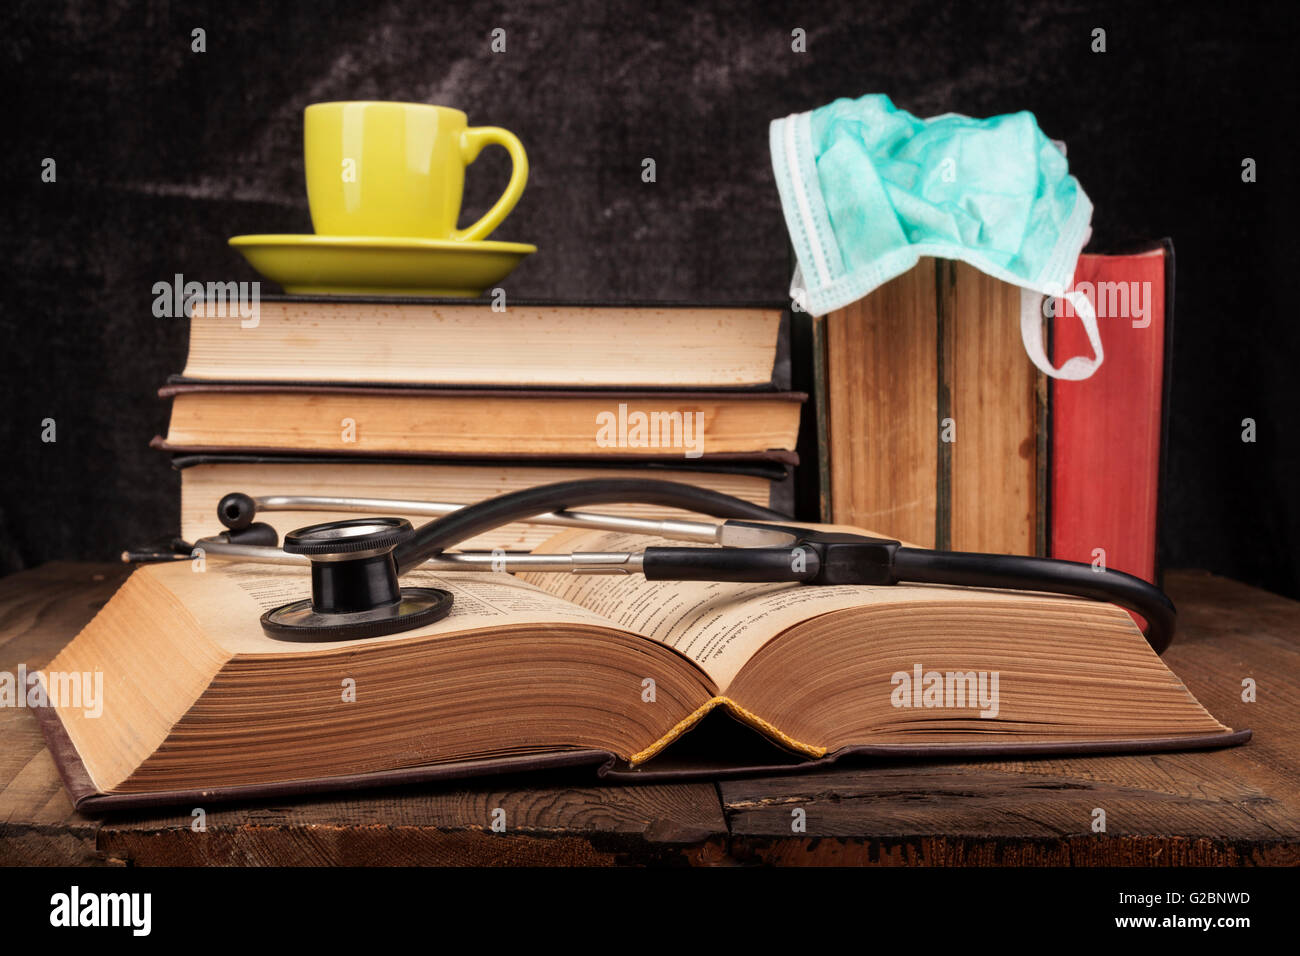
{"left": 452, "top": 127, "right": 529, "bottom": 242}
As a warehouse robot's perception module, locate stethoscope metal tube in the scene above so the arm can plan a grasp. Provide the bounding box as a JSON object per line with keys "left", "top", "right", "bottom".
{"left": 181, "top": 478, "right": 1176, "bottom": 653}
{"left": 221, "top": 493, "right": 726, "bottom": 543}
{"left": 197, "top": 538, "right": 648, "bottom": 575}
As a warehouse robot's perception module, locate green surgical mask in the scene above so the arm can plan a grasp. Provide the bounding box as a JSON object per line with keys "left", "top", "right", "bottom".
{"left": 771, "top": 94, "right": 1102, "bottom": 380}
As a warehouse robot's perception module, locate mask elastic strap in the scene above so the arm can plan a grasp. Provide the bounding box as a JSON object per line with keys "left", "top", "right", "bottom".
{"left": 789, "top": 262, "right": 812, "bottom": 315}
{"left": 1019, "top": 288, "right": 1104, "bottom": 381}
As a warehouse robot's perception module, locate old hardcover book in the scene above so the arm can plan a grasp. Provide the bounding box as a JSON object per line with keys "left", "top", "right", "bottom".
{"left": 40, "top": 523, "right": 1245, "bottom": 811}
{"left": 174, "top": 454, "right": 793, "bottom": 552}
{"left": 153, "top": 384, "right": 804, "bottom": 458}
{"left": 180, "top": 296, "right": 790, "bottom": 389}
{"left": 1051, "top": 242, "right": 1173, "bottom": 584}
{"left": 824, "top": 259, "right": 1044, "bottom": 554}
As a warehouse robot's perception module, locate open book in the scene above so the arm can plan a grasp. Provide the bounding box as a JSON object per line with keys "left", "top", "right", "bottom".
{"left": 39, "top": 524, "right": 1245, "bottom": 809}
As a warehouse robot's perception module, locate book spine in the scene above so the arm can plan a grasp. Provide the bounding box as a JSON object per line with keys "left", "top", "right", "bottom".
{"left": 1050, "top": 250, "right": 1169, "bottom": 583}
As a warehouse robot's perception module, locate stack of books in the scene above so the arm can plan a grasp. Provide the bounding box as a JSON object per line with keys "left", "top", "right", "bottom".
{"left": 809, "top": 241, "right": 1173, "bottom": 585}
{"left": 43, "top": 266, "right": 1241, "bottom": 812}
{"left": 153, "top": 296, "right": 805, "bottom": 551}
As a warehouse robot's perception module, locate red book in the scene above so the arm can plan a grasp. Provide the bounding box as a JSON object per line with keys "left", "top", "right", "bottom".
{"left": 1051, "top": 242, "right": 1172, "bottom": 588}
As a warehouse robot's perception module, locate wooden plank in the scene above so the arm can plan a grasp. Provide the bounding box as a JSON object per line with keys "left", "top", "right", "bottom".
{"left": 720, "top": 758, "right": 1299, "bottom": 866}
{"left": 827, "top": 259, "right": 939, "bottom": 545}
{"left": 720, "top": 570, "right": 1300, "bottom": 865}
{"left": 0, "top": 562, "right": 131, "bottom": 865}
{"left": 97, "top": 782, "right": 729, "bottom": 866}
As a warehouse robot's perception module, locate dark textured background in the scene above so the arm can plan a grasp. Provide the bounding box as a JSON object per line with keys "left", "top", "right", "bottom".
{"left": 2, "top": 0, "right": 1297, "bottom": 598}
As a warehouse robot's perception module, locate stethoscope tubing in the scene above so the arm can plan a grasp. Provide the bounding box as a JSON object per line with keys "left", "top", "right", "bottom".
{"left": 193, "top": 478, "right": 1177, "bottom": 653}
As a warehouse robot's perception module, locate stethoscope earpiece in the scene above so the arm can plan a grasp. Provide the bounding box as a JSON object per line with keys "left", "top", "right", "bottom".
{"left": 260, "top": 516, "right": 454, "bottom": 642}
{"left": 218, "top": 492, "right": 259, "bottom": 531}
{"left": 209, "top": 492, "right": 279, "bottom": 546}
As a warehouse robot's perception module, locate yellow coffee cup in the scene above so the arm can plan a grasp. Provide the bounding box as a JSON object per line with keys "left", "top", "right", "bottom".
{"left": 304, "top": 101, "right": 528, "bottom": 241}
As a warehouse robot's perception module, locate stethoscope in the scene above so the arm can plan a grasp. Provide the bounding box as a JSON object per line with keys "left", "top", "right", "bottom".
{"left": 170, "top": 478, "right": 1176, "bottom": 653}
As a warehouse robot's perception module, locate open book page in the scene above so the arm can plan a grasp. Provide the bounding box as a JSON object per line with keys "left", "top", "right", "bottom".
{"left": 520, "top": 529, "right": 957, "bottom": 689}
{"left": 142, "top": 559, "right": 625, "bottom": 655}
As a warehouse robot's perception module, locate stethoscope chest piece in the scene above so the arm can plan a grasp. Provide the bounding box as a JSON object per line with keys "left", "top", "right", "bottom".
{"left": 260, "top": 517, "right": 454, "bottom": 641}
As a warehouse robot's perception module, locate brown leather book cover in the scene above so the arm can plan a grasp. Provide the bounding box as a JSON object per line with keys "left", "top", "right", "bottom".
{"left": 149, "top": 437, "right": 801, "bottom": 466}
{"left": 166, "top": 450, "right": 796, "bottom": 482}
{"left": 157, "top": 383, "right": 809, "bottom": 401}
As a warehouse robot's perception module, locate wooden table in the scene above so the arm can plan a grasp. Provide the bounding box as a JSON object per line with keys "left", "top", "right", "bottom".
{"left": 1, "top": 563, "right": 1296, "bottom": 866}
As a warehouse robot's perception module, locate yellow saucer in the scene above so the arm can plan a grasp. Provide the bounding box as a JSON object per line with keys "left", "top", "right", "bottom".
{"left": 229, "top": 234, "right": 537, "bottom": 297}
